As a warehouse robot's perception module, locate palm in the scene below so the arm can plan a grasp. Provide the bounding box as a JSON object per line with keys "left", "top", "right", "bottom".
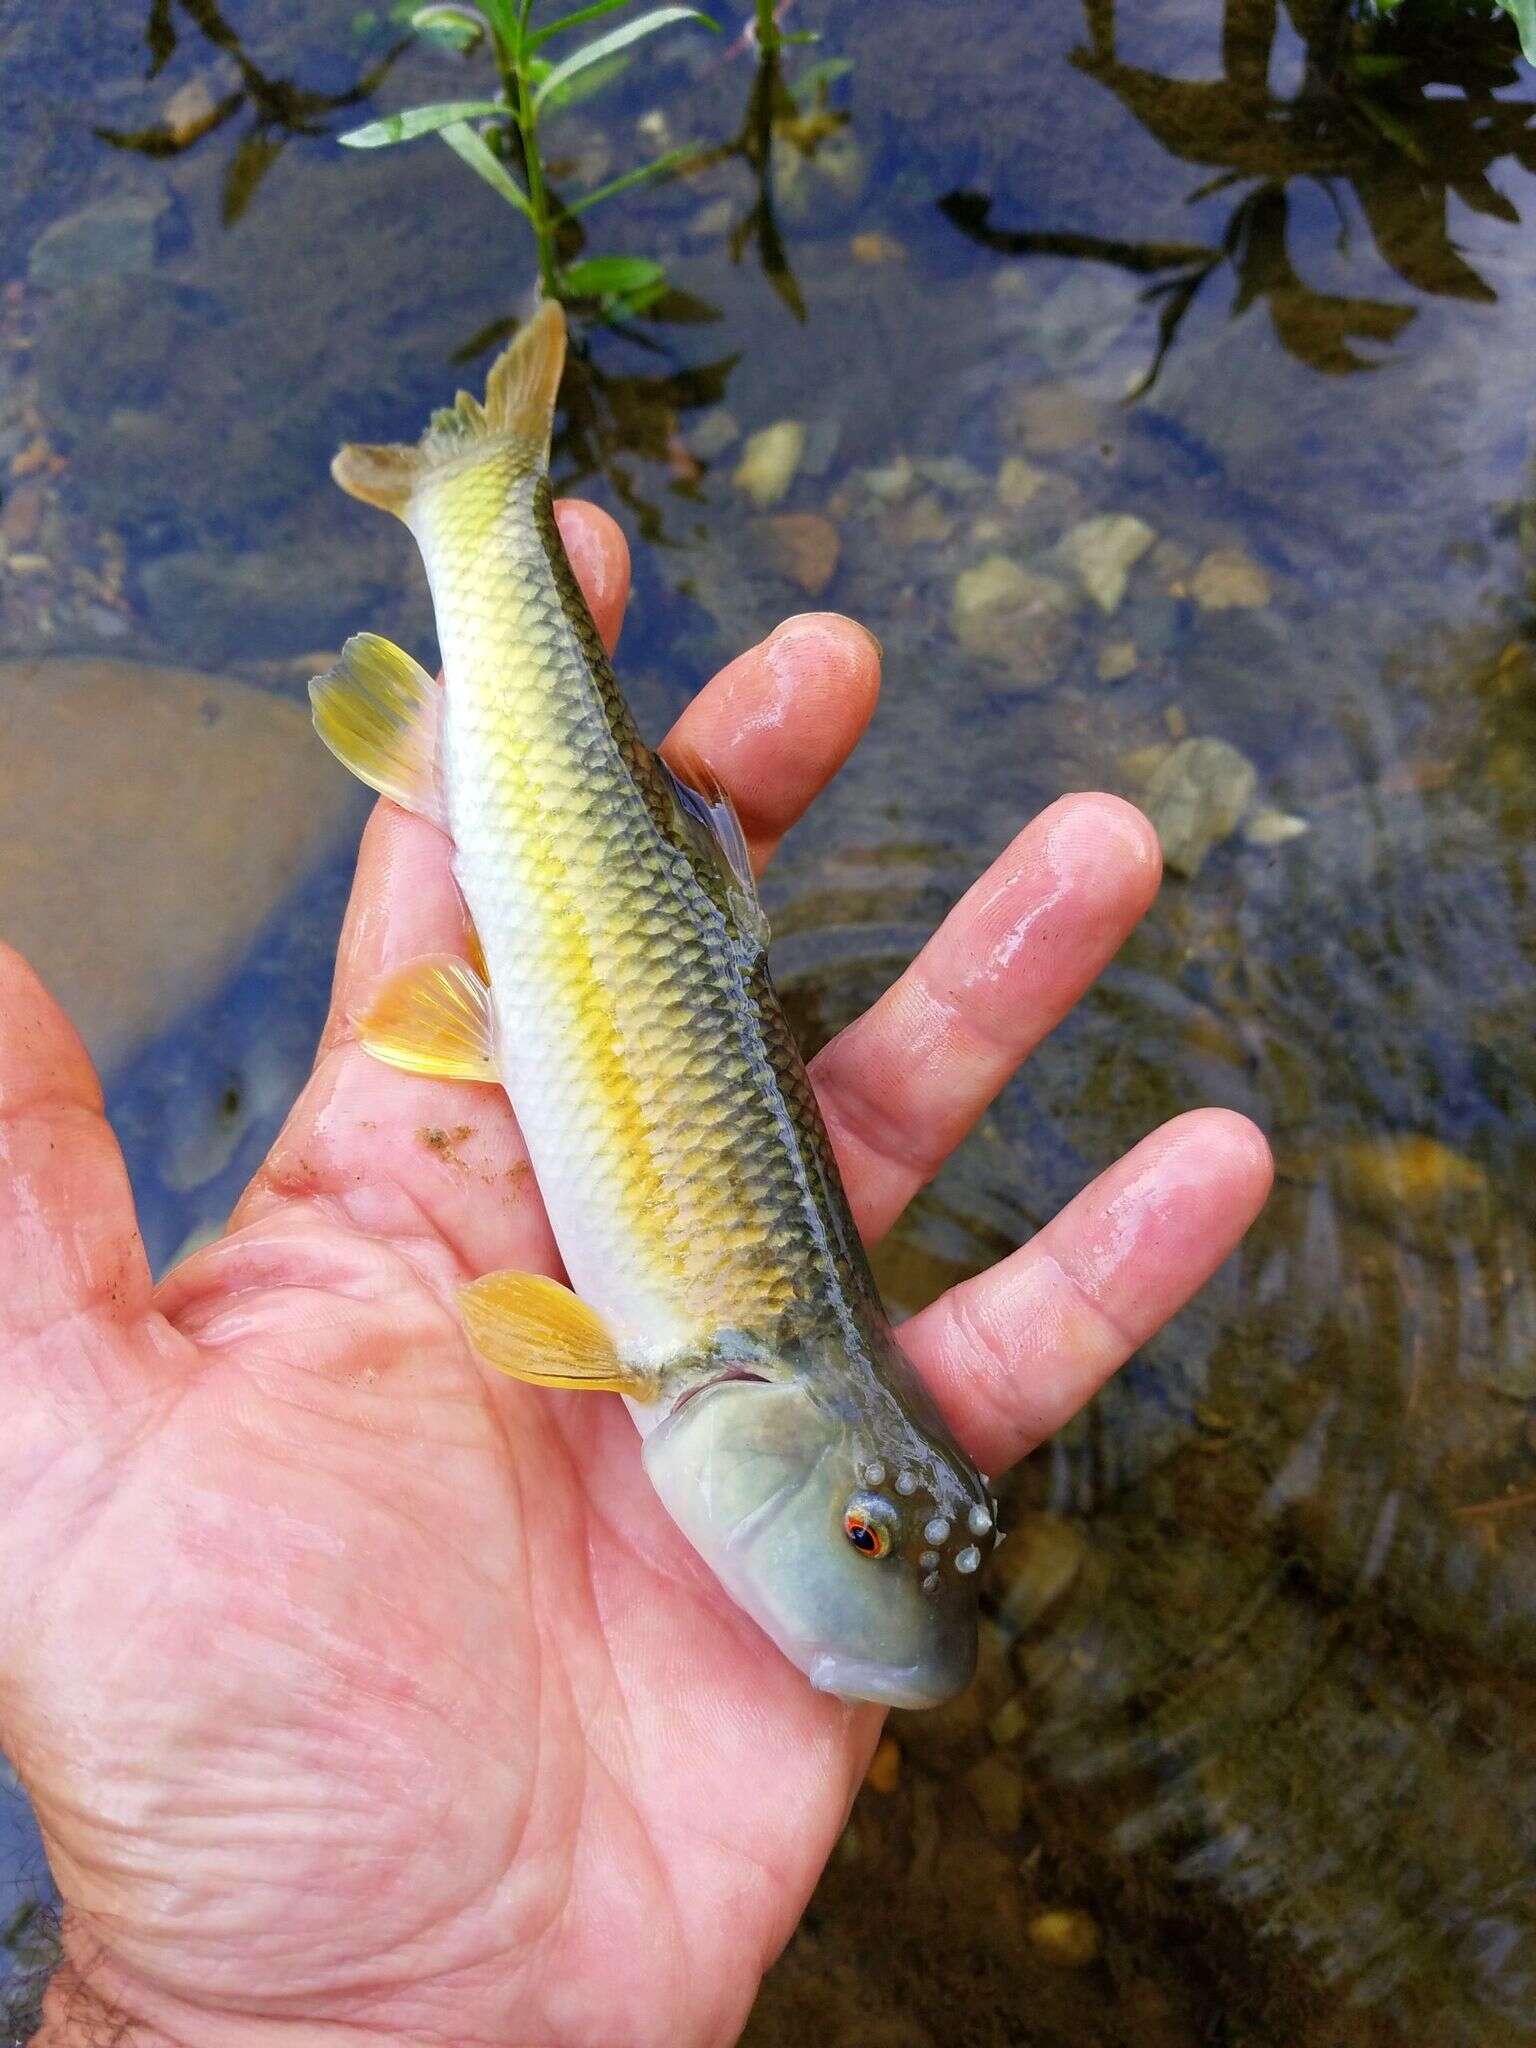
{"left": 0, "top": 505, "right": 1271, "bottom": 2048}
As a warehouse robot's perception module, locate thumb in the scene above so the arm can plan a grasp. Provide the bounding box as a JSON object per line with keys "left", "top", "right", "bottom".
{"left": 0, "top": 945, "right": 181, "bottom": 1467}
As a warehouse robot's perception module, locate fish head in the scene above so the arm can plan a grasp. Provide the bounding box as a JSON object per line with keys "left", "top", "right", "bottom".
{"left": 642, "top": 1375, "right": 994, "bottom": 1708}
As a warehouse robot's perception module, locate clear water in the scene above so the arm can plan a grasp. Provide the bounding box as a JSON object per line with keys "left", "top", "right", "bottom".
{"left": 2, "top": 0, "right": 1535, "bottom": 2041}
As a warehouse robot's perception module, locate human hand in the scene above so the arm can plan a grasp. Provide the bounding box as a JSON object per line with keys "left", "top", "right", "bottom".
{"left": 0, "top": 503, "right": 1271, "bottom": 2048}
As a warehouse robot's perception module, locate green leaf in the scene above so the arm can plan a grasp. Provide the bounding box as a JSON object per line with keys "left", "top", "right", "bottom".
{"left": 539, "top": 49, "right": 632, "bottom": 106}
{"left": 1495, "top": 0, "right": 1535, "bottom": 62}
{"left": 534, "top": 7, "right": 715, "bottom": 110}
{"left": 340, "top": 98, "right": 507, "bottom": 146}
{"left": 529, "top": 0, "right": 636, "bottom": 50}
{"left": 437, "top": 120, "right": 533, "bottom": 214}
{"left": 409, "top": 3, "right": 488, "bottom": 51}
{"left": 559, "top": 254, "right": 666, "bottom": 297}
{"left": 567, "top": 143, "right": 699, "bottom": 213}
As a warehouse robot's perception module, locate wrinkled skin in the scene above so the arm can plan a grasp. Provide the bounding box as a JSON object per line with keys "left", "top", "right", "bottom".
{"left": 0, "top": 504, "right": 1272, "bottom": 2048}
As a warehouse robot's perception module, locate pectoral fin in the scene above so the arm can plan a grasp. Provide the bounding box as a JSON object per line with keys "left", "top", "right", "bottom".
{"left": 355, "top": 954, "right": 497, "bottom": 1081}
{"left": 310, "top": 633, "right": 446, "bottom": 826}
{"left": 459, "top": 1271, "right": 652, "bottom": 1396}
{"left": 661, "top": 749, "right": 770, "bottom": 950}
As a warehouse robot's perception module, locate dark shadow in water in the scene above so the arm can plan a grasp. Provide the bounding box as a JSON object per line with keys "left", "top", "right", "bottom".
{"left": 94, "top": 0, "right": 409, "bottom": 226}
{"left": 683, "top": 41, "right": 856, "bottom": 322}
{"left": 942, "top": 0, "right": 1536, "bottom": 391}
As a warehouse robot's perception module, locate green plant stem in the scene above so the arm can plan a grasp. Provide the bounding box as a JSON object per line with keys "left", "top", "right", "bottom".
{"left": 513, "top": 57, "right": 559, "bottom": 293}
{"left": 753, "top": 0, "right": 779, "bottom": 60}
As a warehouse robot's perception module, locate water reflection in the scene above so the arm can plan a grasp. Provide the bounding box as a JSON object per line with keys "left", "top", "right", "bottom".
{"left": 96, "top": 0, "right": 408, "bottom": 224}
{"left": 943, "top": 0, "right": 1535, "bottom": 390}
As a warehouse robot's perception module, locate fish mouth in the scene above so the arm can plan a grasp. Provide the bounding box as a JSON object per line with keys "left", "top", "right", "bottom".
{"left": 807, "top": 1646, "right": 973, "bottom": 1710}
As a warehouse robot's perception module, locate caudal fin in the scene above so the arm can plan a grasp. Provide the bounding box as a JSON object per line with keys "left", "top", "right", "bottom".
{"left": 332, "top": 299, "right": 568, "bottom": 516}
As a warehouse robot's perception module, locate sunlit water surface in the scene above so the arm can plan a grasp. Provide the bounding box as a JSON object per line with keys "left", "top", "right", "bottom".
{"left": 2, "top": 0, "right": 1535, "bottom": 2040}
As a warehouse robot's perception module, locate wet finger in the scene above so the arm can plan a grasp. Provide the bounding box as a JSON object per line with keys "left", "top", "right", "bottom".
{"left": 813, "top": 794, "right": 1161, "bottom": 1244}
{"left": 899, "top": 1109, "right": 1273, "bottom": 1475}
{"left": 662, "top": 613, "right": 881, "bottom": 870}
{"left": 554, "top": 498, "right": 630, "bottom": 655}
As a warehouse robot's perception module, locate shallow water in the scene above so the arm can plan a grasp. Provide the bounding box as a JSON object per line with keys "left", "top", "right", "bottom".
{"left": 2, "top": 0, "right": 1535, "bottom": 2040}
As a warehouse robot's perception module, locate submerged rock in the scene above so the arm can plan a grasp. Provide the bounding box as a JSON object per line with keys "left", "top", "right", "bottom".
{"left": 1006, "top": 380, "right": 1106, "bottom": 455}
{"left": 688, "top": 407, "right": 740, "bottom": 460}
{"left": 1141, "top": 736, "right": 1259, "bottom": 878}
{"left": 996, "top": 456, "right": 1050, "bottom": 509}
{"left": 0, "top": 658, "right": 357, "bottom": 1070}
{"left": 1055, "top": 511, "right": 1156, "bottom": 614}
{"left": 733, "top": 421, "right": 806, "bottom": 507}
{"left": 951, "top": 555, "right": 1076, "bottom": 689}
{"left": 758, "top": 512, "right": 840, "bottom": 596}
{"left": 1028, "top": 1909, "right": 1101, "bottom": 1968}
{"left": 1191, "top": 545, "right": 1272, "bottom": 610}
{"left": 29, "top": 193, "right": 169, "bottom": 288}
{"left": 964, "top": 1754, "right": 1026, "bottom": 1835}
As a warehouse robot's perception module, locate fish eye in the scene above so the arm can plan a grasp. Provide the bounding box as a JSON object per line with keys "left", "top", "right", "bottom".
{"left": 843, "top": 1491, "right": 900, "bottom": 1560}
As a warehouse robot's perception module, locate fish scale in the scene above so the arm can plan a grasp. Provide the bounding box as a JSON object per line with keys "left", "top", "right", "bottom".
{"left": 420, "top": 452, "right": 852, "bottom": 1357}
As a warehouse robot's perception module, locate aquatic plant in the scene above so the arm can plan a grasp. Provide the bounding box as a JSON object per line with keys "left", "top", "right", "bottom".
{"left": 340, "top": 0, "right": 718, "bottom": 314}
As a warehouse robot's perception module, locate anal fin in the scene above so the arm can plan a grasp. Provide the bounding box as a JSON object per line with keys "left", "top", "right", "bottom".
{"left": 355, "top": 954, "right": 497, "bottom": 1081}
{"left": 459, "top": 1271, "right": 652, "bottom": 1397}
{"left": 310, "top": 633, "right": 446, "bottom": 826}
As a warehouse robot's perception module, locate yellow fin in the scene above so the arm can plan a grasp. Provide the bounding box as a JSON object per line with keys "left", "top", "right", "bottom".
{"left": 310, "top": 633, "right": 445, "bottom": 824}
{"left": 331, "top": 442, "right": 425, "bottom": 515}
{"left": 330, "top": 304, "right": 566, "bottom": 513}
{"left": 483, "top": 301, "right": 566, "bottom": 454}
{"left": 355, "top": 954, "right": 496, "bottom": 1081}
{"left": 459, "top": 1271, "right": 649, "bottom": 1395}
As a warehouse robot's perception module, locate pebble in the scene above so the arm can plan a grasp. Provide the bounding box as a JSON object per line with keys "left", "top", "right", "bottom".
{"left": 1141, "top": 736, "right": 1258, "bottom": 878}
{"left": 758, "top": 511, "right": 840, "bottom": 596}
{"left": 950, "top": 555, "right": 1076, "bottom": 689}
{"left": 1329, "top": 1134, "right": 1487, "bottom": 1230}
{"left": 864, "top": 1735, "right": 901, "bottom": 1794}
{"left": 996, "top": 456, "right": 1049, "bottom": 509}
{"left": 964, "top": 1754, "right": 1026, "bottom": 1835}
{"left": 1055, "top": 511, "right": 1156, "bottom": 614}
{"left": 687, "top": 407, "right": 740, "bottom": 460}
{"left": 733, "top": 421, "right": 805, "bottom": 507}
{"left": 29, "top": 193, "right": 169, "bottom": 288}
{"left": 1006, "top": 381, "right": 1105, "bottom": 455}
{"left": 850, "top": 231, "right": 907, "bottom": 264}
{"left": 161, "top": 74, "right": 221, "bottom": 145}
{"left": 1241, "top": 805, "right": 1309, "bottom": 847}
{"left": 861, "top": 456, "right": 916, "bottom": 503}
{"left": 991, "top": 1513, "right": 1087, "bottom": 1633}
{"left": 1028, "top": 1908, "right": 1102, "bottom": 1968}
{"left": 0, "top": 483, "right": 45, "bottom": 546}
{"left": 687, "top": 195, "right": 736, "bottom": 240}
{"left": 1096, "top": 639, "right": 1137, "bottom": 683}
{"left": 987, "top": 1694, "right": 1030, "bottom": 1747}
{"left": 1191, "top": 545, "right": 1271, "bottom": 610}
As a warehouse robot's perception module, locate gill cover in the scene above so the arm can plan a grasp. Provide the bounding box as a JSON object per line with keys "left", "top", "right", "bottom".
{"left": 642, "top": 1378, "right": 978, "bottom": 1708}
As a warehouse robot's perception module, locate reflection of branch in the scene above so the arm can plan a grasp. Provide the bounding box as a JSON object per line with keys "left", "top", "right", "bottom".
{"left": 938, "top": 190, "right": 1212, "bottom": 275}
{"left": 685, "top": 42, "right": 809, "bottom": 320}
{"left": 98, "top": 0, "right": 407, "bottom": 224}
{"left": 947, "top": 0, "right": 1526, "bottom": 390}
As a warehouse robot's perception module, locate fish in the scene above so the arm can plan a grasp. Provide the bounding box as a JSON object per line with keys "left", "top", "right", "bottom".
{"left": 309, "top": 302, "right": 997, "bottom": 1707}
